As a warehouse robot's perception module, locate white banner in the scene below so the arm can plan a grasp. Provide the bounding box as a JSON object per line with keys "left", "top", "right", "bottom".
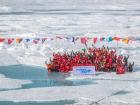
{"left": 72, "top": 66, "right": 96, "bottom": 75}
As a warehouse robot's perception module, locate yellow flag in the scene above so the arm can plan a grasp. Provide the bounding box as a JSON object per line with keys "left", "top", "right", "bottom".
{"left": 122, "top": 38, "right": 129, "bottom": 44}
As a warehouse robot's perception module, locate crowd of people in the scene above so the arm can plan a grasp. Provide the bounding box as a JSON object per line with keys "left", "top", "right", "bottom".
{"left": 46, "top": 46, "right": 134, "bottom": 74}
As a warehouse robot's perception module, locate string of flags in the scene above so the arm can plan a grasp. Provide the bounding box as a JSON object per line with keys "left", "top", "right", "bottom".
{"left": 0, "top": 36, "right": 139, "bottom": 45}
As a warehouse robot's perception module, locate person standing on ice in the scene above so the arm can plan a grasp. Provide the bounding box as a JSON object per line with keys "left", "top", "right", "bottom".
{"left": 123, "top": 55, "right": 129, "bottom": 67}
{"left": 116, "top": 62, "right": 126, "bottom": 74}
{"left": 128, "top": 62, "right": 134, "bottom": 72}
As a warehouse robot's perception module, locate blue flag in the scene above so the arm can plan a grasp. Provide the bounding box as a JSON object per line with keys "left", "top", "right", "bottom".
{"left": 25, "top": 38, "right": 30, "bottom": 42}
{"left": 108, "top": 37, "right": 113, "bottom": 42}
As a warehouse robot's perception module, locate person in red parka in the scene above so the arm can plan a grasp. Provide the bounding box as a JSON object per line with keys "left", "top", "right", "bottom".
{"left": 46, "top": 46, "right": 133, "bottom": 74}
{"left": 116, "top": 64, "right": 126, "bottom": 74}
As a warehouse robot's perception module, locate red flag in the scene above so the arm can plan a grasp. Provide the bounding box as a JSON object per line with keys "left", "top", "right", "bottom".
{"left": 8, "top": 38, "right": 14, "bottom": 44}
{"left": 33, "top": 40, "right": 38, "bottom": 44}
{"left": 81, "top": 37, "right": 88, "bottom": 44}
{"left": 93, "top": 37, "right": 97, "bottom": 44}
{"left": 113, "top": 37, "right": 121, "bottom": 41}
{"left": 0, "top": 38, "right": 5, "bottom": 43}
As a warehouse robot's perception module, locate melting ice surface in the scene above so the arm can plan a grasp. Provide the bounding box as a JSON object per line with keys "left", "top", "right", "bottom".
{"left": 0, "top": 65, "right": 95, "bottom": 104}
{"left": 0, "top": 65, "right": 95, "bottom": 90}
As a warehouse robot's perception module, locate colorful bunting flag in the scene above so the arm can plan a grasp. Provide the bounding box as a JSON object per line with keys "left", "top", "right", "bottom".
{"left": 122, "top": 38, "right": 129, "bottom": 44}
{"left": 81, "top": 37, "right": 88, "bottom": 44}
{"left": 108, "top": 37, "right": 113, "bottom": 42}
{"left": 8, "top": 38, "right": 14, "bottom": 45}
{"left": 100, "top": 37, "right": 105, "bottom": 41}
{"left": 102, "top": 37, "right": 105, "bottom": 41}
{"left": 113, "top": 37, "right": 121, "bottom": 41}
{"left": 16, "top": 38, "right": 23, "bottom": 43}
{"left": 0, "top": 38, "right": 5, "bottom": 43}
{"left": 42, "top": 38, "right": 47, "bottom": 44}
{"left": 66, "top": 37, "right": 75, "bottom": 43}
{"left": 33, "top": 38, "right": 40, "bottom": 44}
{"left": 93, "top": 37, "right": 98, "bottom": 44}
{"left": 100, "top": 38, "right": 103, "bottom": 41}
{"left": 25, "top": 38, "right": 31, "bottom": 43}
{"left": 0, "top": 36, "right": 136, "bottom": 46}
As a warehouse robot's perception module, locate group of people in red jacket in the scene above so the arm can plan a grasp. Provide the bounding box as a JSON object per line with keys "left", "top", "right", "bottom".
{"left": 46, "top": 46, "right": 134, "bottom": 74}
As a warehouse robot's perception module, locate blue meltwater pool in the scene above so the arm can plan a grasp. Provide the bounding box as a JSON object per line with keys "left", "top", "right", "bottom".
{"left": 0, "top": 65, "right": 94, "bottom": 90}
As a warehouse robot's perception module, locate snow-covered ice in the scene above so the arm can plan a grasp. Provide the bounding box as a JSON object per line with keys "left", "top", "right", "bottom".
{"left": 0, "top": 0, "right": 140, "bottom": 104}
{"left": 0, "top": 0, "right": 140, "bottom": 36}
